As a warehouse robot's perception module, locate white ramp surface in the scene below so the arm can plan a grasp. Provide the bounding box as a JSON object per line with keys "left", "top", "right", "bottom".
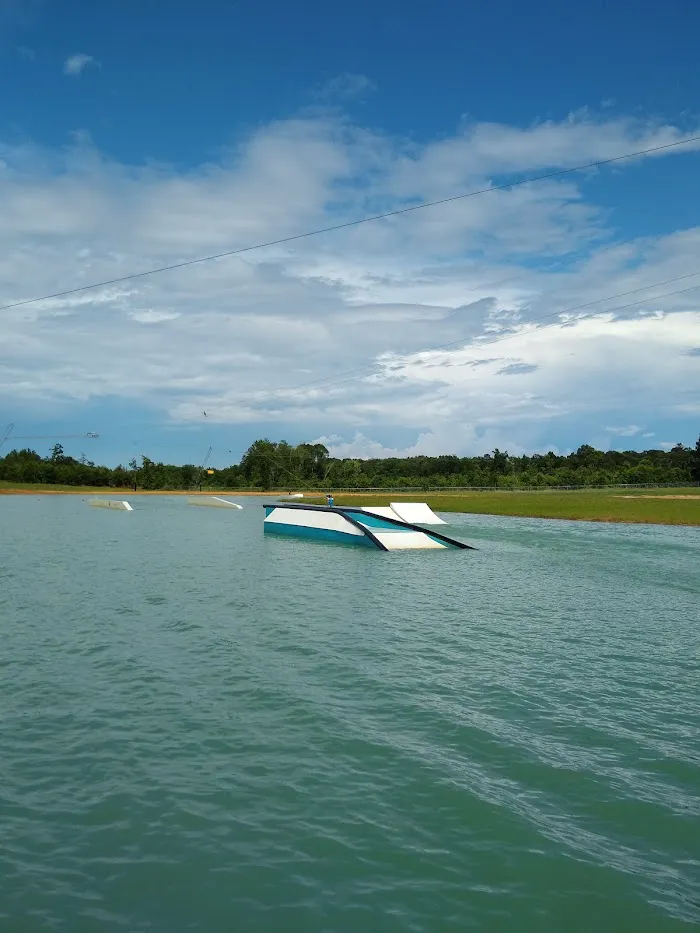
{"left": 361, "top": 506, "right": 402, "bottom": 520}
{"left": 373, "top": 531, "right": 446, "bottom": 550}
{"left": 187, "top": 497, "right": 243, "bottom": 509}
{"left": 88, "top": 499, "right": 133, "bottom": 511}
{"left": 389, "top": 502, "right": 447, "bottom": 525}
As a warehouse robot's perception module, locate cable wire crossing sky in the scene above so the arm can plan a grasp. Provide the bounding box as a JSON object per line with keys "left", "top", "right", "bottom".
{"left": 1, "top": 0, "right": 699, "bottom": 465}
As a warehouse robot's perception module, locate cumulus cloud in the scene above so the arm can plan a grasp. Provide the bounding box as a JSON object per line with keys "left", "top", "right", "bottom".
{"left": 1, "top": 109, "right": 699, "bottom": 456}
{"left": 63, "top": 53, "right": 98, "bottom": 76}
{"left": 314, "top": 433, "right": 412, "bottom": 459}
{"left": 316, "top": 428, "right": 530, "bottom": 460}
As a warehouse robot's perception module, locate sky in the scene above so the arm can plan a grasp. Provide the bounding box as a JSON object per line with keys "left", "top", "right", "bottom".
{"left": 1, "top": 0, "right": 699, "bottom": 467}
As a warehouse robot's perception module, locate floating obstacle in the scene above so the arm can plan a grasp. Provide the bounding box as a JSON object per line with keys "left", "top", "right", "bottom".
{"left": 88, "top": 499, "right": 133, "bottom": 511}
{"left": 263, "top": 503, "right": 473, "bottom": 551}
{"left": 187, "top": 496, "right": 243, "bottom": 509}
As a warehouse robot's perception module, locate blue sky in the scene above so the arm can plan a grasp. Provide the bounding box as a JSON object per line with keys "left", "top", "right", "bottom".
{"left": 1, "top": 0, "right": 699, "bottom": 467}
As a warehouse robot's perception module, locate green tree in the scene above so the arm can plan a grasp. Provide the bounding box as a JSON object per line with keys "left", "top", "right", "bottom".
{"left": 49, "top": 443, "right": 70, "bottom": 464}
{"left": 692, "top": 435, "right": 700, "bottom": 483}
{"left": 491, "top": 449, "right": 509, "bottom": 477}
{"left": 2, "top": 435, "right": 697, "bottom": 491}
{"left": 240, "top": 439, "right": 279, "bottom": 488}
{"left": 128, "top": 458, "right": 139, "bottom": 490}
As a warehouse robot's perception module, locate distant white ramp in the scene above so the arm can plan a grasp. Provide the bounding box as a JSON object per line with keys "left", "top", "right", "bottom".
{"left": 389, "top": 502, "right": 446, "bottom": 525}
{"left": 88, "top": 499, "right": 133, "bottom": 511}
{"left": 187, "top": 496, "right": 243, "bottom": 509}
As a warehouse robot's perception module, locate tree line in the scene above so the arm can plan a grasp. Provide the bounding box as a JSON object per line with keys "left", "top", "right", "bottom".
{"left": 2, "top": 436, "right": 700, "bottom": 490}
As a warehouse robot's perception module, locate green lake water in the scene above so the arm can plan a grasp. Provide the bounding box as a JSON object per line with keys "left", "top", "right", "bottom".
{"left": 1, "top": 495, "right": 698, "bottom": 932}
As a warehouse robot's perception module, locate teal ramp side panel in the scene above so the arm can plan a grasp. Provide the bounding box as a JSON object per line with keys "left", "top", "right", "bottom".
{"left": 264, "top": 521, "right": 377, "bottom": 547}
{"left": 263, "top": 505, "right": 382, "bottom": 548}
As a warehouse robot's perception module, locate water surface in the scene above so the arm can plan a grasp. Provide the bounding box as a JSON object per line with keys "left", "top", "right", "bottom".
{"left": 1, "top": 495, "right": 698, "bottom": 931}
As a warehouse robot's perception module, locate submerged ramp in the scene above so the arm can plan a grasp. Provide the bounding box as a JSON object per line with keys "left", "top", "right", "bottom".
{"left": 187, "top": 496, "right": 243, "bottom": 509}
{"left": 88, "top": 499, "right": 133, "bottom": 511}
{"left": 389, "top": 501, "right": 447, "bottom": 525}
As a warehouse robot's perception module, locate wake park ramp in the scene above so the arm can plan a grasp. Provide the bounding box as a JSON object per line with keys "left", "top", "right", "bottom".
{"left": 88, "top": 499, "right": 133, "bottom": 511}
{"left": 264, "top": 503, "right": 472, "bottom": 551}
{"left": 187, "top": 496, "right": 243, "bottom": 509}
{"left": 361, "top": 502, "right": 447, "bottom": 525}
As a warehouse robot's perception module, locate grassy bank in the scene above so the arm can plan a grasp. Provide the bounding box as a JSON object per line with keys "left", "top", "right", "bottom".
{"left": 298, "top": 489, "right": 700, "bottom": 526}
{"left": 2, "top": 482, "right": 699, "bottom": 525}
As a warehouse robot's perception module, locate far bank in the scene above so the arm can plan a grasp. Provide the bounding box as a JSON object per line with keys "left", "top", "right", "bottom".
{"left": 2, "top": 483, "right": 700, "bottom": 525}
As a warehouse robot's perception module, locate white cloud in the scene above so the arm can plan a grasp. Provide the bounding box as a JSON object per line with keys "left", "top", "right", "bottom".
{"left": 1, "top": 110, "right": 699, "bottom": 456}
{"left": 314, "top": 433, "right": 410, "bottom": 459}
{"left": 63, "top": 53, "right": 98, "bottom": 76}
{"left": 604, "top": 425, "right": 643, "bottom": 436}
{"left": 127, "top": 309, "right": 181, "bottom": 324}
{"left": 316, "top": 428, "right": 529, "bottom": 460}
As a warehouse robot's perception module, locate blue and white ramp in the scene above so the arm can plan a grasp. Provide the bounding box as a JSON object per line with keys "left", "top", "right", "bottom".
{"left": 263, "top": 503, "right": 473, "bottom": 551}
